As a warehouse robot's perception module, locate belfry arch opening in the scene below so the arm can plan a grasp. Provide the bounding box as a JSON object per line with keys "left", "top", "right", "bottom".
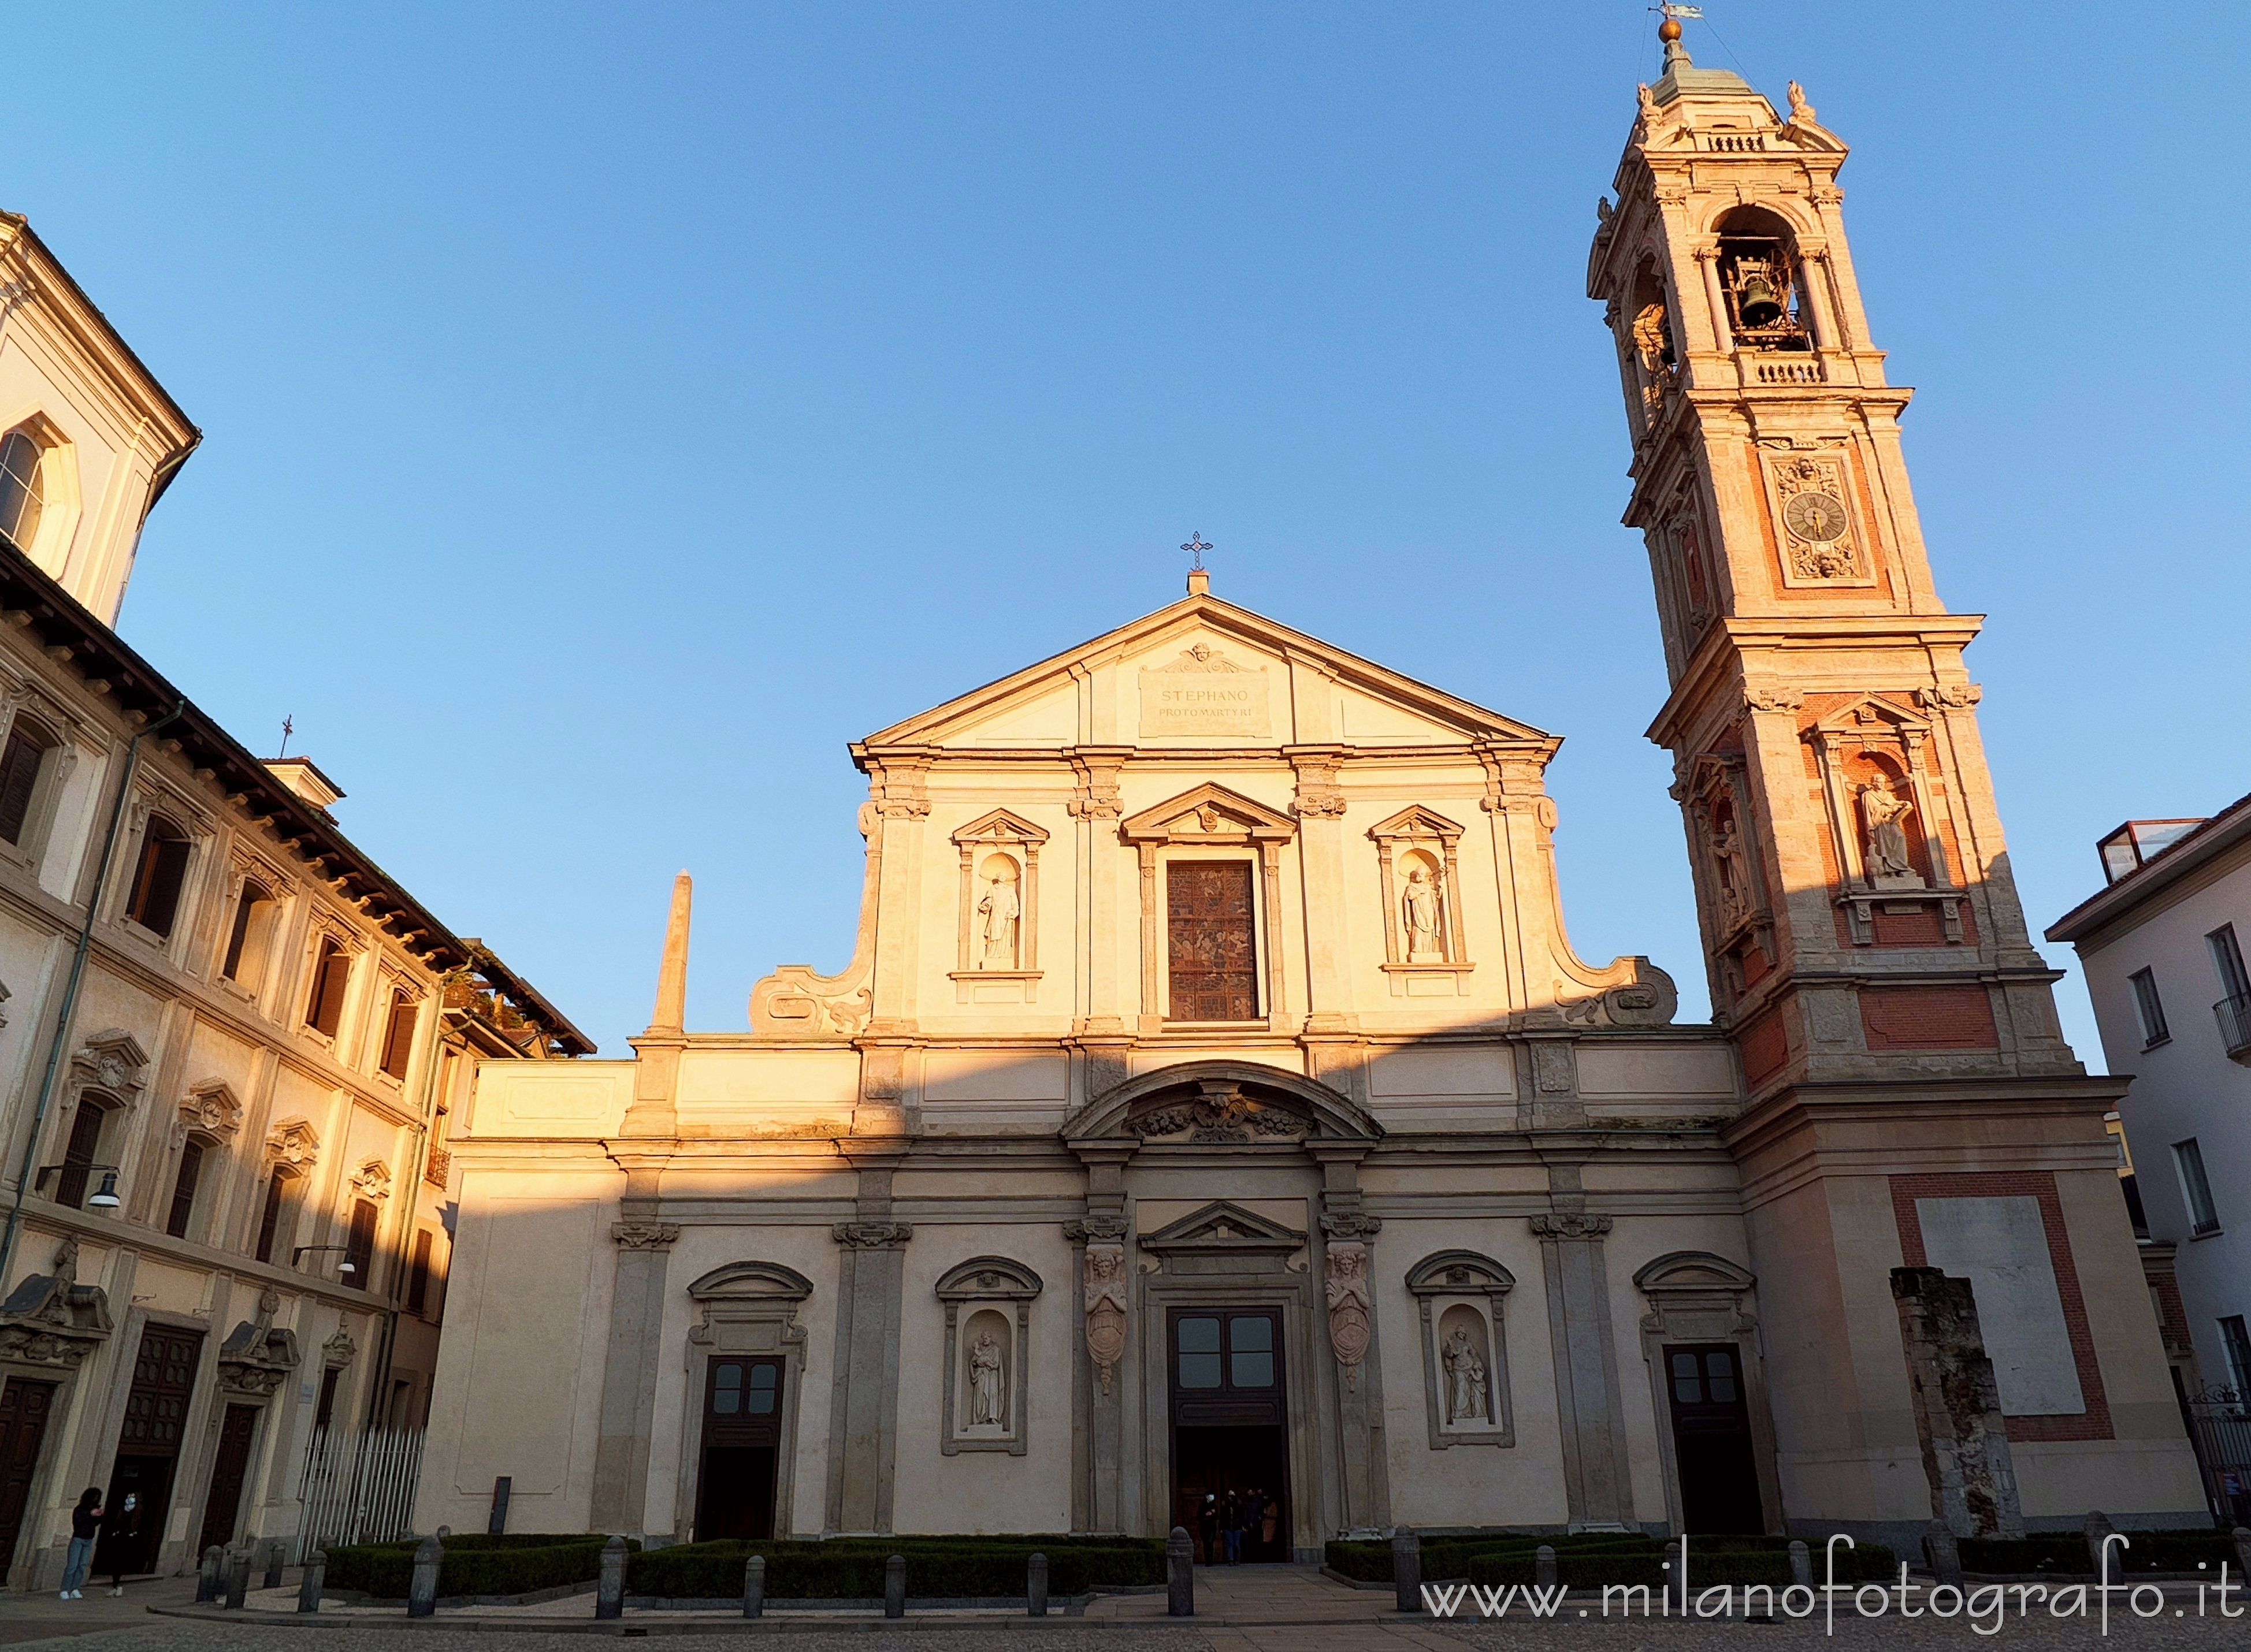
{"left": 1711, "top": 206, "right": 1810, "bottom": 351}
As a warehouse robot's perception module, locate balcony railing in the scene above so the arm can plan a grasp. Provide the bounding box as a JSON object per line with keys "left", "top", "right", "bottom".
{"left": 2216, "top": 992, "right": 2251, "bottom": 1060}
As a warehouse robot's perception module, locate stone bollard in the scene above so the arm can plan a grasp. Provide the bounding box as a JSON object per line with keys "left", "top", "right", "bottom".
{"left": 1925, "top": 1523, "right": 1963, "bottom": 1587}
{"left": 196, "top": 1545, "right": 225, "bottom": 1603}
{"left": 885, "top": 1553, "right": 907, "bottom": 1620}
{"left": 407, "top": 1535, "right": 442, "bottom": 1618}
{"left": 1788, "top": 1539, "right": 1813, "bottom": 1590}
{"left": 298, "top": 1550, "right": 326, "bottom": 1615}
{"left": 1392, "top": 1530, "right": 1421, "bottom": 1614}
{"left": 262, "top": 1538, "right": 287, "bottom": 1591}
{"left": 1027, "top": 1551, "right": 1048, "bottom": 1617}
{"left": 2083, "top": 1510, "right": 2116, "bottom": 1574}
{"left": 2234, "top": 1527, "right": 2251, "bottom": 1584}
{"left": 742, "top": 1554, "right": 765, "bottom": 1618}
{"left": 1535, "top": 1544, "right": 1558, "bottom": 1593}
{"left": 223, "top": 1545, "right": 252, "bottom": 1610}
{"left": 1167, "top": 1526, "right": 1195, "bottom": 1617}
{"left": 595, "top": 1536, "right": 627, "bottom": 1621}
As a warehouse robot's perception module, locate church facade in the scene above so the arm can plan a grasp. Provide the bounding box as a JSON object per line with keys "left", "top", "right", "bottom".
{"left": 419, "top": 32, "right": 2206, "bottom": 1553}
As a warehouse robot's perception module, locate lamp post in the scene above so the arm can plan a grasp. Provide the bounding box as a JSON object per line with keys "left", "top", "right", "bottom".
{"left": 32, "top": 1162, "right": 122, "bottom": 1211}
{"left": 292, "top": 1245, "right": 357, "bottom": 1280}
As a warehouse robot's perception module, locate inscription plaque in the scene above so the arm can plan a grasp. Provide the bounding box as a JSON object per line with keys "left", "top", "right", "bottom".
{"left": 1138, "top": 643, "right": 1269, "bottom": 739}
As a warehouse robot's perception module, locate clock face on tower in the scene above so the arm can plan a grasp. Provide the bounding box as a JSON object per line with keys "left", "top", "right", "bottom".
{"left": 1782, "top": 489, "right": 1849, "bottom": 544}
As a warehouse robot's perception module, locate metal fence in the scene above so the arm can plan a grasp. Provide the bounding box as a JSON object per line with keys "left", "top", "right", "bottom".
{"left": 292, "top": 1426, "right": 425, "bottom": 1561}
{"left": 2181, "top": 1386, "right": 2251, "bottom": 1527}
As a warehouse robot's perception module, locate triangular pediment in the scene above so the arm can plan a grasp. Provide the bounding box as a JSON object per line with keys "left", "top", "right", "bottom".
{"left": 856, "top": 593, "right": 1552, "bottom": 754}
{"left": 1367, "top": 805, "right": 1466, "bottom": 843}
{"left": 950, "top": 808, "right": 1049, "bottom": 847}
{"left": 1141, "top": 1199, "right": 1307, "bottom": 1253}
{"left": 1121, "top": 782, "right": 1295, "bottom": 844}
{"left": 1812, "top": 695, "right": 1929, "bottom": 739}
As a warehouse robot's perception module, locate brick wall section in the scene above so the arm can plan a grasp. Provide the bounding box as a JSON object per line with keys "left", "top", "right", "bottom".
{"left": 1890, "top": 1171, "right": 2113, "bottom": 1442}
{"left": 1862, "top": 985, "right": 2000, "bottom": 1051}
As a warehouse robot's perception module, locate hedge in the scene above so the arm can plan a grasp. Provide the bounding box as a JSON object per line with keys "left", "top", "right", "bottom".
{"left": 1327, "top": 1532, "right": 1896, "bottom": 1588}
{"left": 628, "top": 1536, "right": 1165, "bottom": 1600}
{"left": 1957, "top": 1530, "right": 2233, "bottom": 1576}
{"left": 324, "top": 1534, "right": 638, "bottom": 1601}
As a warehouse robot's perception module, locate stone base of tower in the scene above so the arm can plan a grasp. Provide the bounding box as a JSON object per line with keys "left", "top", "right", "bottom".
{"left": 1725, "top": 1076, "right": 2208, "bottom": 1552}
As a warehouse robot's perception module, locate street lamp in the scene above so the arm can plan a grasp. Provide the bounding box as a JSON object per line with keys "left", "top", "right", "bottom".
{"left": 294, "top": 1245, "right": 356, "bottom": 1278}
{"left": 34, "top": 1162, "right": 121, "bottom": 1210}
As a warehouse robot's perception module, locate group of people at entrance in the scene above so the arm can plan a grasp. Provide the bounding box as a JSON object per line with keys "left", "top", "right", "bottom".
{"left": 57, "top": 1487, "right": 138, "bottom": 1599}
{"left": 1194, "top": 1487, "right": 1276, "bottom": 1564}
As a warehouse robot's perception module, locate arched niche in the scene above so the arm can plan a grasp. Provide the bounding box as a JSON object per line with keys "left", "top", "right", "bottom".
{"left": 936, "top": 1255, "right": 1041, "bottom": 1456}
{"left": 1406, "top": 1249, "right": 1517, "bottom": 1449}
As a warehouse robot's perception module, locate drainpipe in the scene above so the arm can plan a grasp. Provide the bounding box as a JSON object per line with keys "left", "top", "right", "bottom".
{"left": 0, "top": 699, "right": 185, "bottom": 1290}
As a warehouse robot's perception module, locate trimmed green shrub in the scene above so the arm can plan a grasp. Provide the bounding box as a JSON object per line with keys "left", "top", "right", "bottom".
{"left": 324, "top": 1534, "right": 638, "bottom": 1600}
{"left": 1959, "top": 1530, "right": 2228, "bottom": 1576}
{"left": 628, "top": 1536, "right": 1164, "bottom": 1600}
{"left": 1327, "top": 1532, "right": 1894, "bottom": 1589}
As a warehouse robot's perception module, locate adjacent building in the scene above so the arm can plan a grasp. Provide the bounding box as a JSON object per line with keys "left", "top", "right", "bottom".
{"left": 420, "top": 25, "right": 2207, "bottom": 1552}
{"left": 2049, "top": 797, "right": 2251, "bottom": 1519}
{"left": 0, "top": 214, "right": 588, "bottom": 1588}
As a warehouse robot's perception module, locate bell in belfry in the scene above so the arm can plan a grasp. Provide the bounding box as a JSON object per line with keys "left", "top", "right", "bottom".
{"left": 1736, "top": 269, "right": 1784, "bottom": 328}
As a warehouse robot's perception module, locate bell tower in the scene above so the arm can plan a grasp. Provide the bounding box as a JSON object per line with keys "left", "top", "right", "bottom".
{"left": 1587, "top": 16, "right": 2202, "bottom": 1539}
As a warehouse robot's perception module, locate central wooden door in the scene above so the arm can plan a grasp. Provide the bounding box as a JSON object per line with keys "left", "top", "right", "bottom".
{"left": 0, "top": 1378, "right": 56, "bottom": 1579}
{"left": 1167, "top": 861, "right": 1258, "bottom": 1022}
{"left": 693, "top": 1355, "right": 783, "bottom": 1541}
{"left": 1168, "top": 1308, "right": 1290, "bottom": 1561}
{"left": 101, "top": 1324, "right": 203, "bottom": 1577}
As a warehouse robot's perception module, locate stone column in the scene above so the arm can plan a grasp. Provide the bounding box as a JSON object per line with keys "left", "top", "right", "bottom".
{"left": 588, "top": 1205, "right": 680, "bottom": 1535}
{"left": 824, "top": 1149, "right": 911, "bottom": 1533}
{"left": 1529, "top": 1210, "right": 1635, "bottom": 1530}
{"left": 1314, "top": 1145, "right": 1387, "bottom": 1534}
{"left": 1890, "top": 1267, "right": 2025, "bottom": 1539}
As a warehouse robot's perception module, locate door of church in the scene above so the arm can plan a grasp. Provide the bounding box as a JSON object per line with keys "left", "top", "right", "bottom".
{"left": 1167, "top": 862, "right": 1258, "bottom": 1022}
{"left": 99, "top": 1323, "right": 202, "bottom": 1577}
{"left": 693, "top": 1355, "right": 783, "bottom": 1541}
{"left": 196, "top": 1404, "right": 259, "bottom": 1555}
{"left": 1168, "top": 1309, "right": 1288, "bottom": 1562}
{"left": 0, "top": 1378, "right": 55, "bottom": 1579}
{"left": 1662, "top": 1344, "right": 1765, "bottom": 1534}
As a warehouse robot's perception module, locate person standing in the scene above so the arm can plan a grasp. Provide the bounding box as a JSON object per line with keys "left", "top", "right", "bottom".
{"left": 95, "top": 1491, "right": 138, "bottom": 1597}
{"left": 1220, "top": 1489, "right": 1241, "bottom": 1564}
{"left": 58, "top": 1488, "right": 101, "bottom": 1599}
{"left": 1240, "top": 1488, "right": 1265, "bottom": 1562}
{"left": 1195, "top": 1493, "right": 1219, "bottom": 1566}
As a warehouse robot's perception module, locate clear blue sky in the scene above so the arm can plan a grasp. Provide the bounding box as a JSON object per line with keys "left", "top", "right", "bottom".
{"left": 10, "top": 3, "right": 2246, "bottom": 1058}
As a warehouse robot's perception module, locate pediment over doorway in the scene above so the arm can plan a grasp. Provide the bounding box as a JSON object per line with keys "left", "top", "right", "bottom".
{"left": 1139, "top": 1199, "right": 1307, "bottom": 1260}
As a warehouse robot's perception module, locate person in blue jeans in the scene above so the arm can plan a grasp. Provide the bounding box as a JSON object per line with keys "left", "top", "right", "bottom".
{"left": 58, "top": 1488, "right": 101, "bottom": 1599}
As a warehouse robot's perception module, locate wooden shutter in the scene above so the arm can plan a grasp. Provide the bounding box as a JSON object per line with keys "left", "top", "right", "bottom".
{"left": 126, "top": 821, "right": 190, "bottom": 936}
{"left": 0, "top": 727, "right": 44, "bottom": 844}
{"left": 221, "top": 882, "right": 268, "bottom": 982}
{"left": 345, "top": 1198, "right": 378, "bottom": 1285}
{"left": 1166, "top": 861, "right": 1260, "bottom": 1022}
{"left": 380, "top": 991, "right": 417, "bottom": 1078}
{"left": 57, "top": 1103, "right": 104, "bottom": 1209}
{"left": 406, "top": 1229, "right": 433, "bottom": 1314}
{"left": 165, "top": 1140, "right": 203, "bottom": 1239}
{"left": 306, "top": 939, "right": 350, "bottom": 1036}
{"left": 254, "top": 1170, "right": 287, "bottom": 1263}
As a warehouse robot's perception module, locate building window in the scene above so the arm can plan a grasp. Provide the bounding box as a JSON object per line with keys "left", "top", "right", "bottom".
{"left": 2130, "top": 968, "right": 2170, "bottom": 1048}
{"left": 406, "top": 1229, "right": 433, "bottom": 1316}
{"left": 2175, "top": 1138, "right": 2222, "bottom": 1236}
{"left": 0, "top": 430, "right": 46, "bottom": 550}
{"left": 378, "top": 990, "right": 417, "bottom": 1080}
{"left": 2211, "top": 926, "right": 2251, "bottom": 1002}
{"left": 314, "top": 1366, "right": 341, "bottom": 1430}
{"left": 304, "top": 937, "right": 351, "bottom": 1037}
{"left": 0, "top": 717, "right": 55, "bottom": 847}
{"left": 124, "top": 814, "right": 191, "bottom": 937}
{"left": 54, "top": 1100, "right": 106, "bottom": 1210}
{"left": 2220, "top": 1316, "right": 2251, "bottom": 1398}
{"left": 165, "top": 1140, "right": 205, "bottom": 1240}
{"left": 344, "top": 1197, "right": 378, "bottom": 1287}
{"left": 221, "top": 879, "right": 277, "bottom": 985}
{"left": 253, "top": 1168, "right": 291, "bottom": 1264}
{"left": 1165, "top": 860, "right": 1259, "bottom": 1022}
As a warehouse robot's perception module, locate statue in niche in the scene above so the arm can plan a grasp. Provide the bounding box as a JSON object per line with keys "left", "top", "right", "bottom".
{"left": 1709, "top": 810, "right": 1749, "bottom": 924}
{"left": 978, "top": 868, "right": 1020, "bottom": 967}
{"left": 1402, "top": 865, "right": 1444, "bottom": 961}
{"left": 1443, "top": 1324, "right": 1488, "bottom": 1424}
{"left": 969, "top": 1330, "right": 1005, "bottom": 1427}
{"left": 1857, "top": 772, "right": 1919, "bottom": 884}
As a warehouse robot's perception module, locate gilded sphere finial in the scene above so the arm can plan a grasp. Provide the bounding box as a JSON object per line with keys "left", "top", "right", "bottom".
{"left": 1658, "top": 16, "right": 1682, "bottom": 43}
